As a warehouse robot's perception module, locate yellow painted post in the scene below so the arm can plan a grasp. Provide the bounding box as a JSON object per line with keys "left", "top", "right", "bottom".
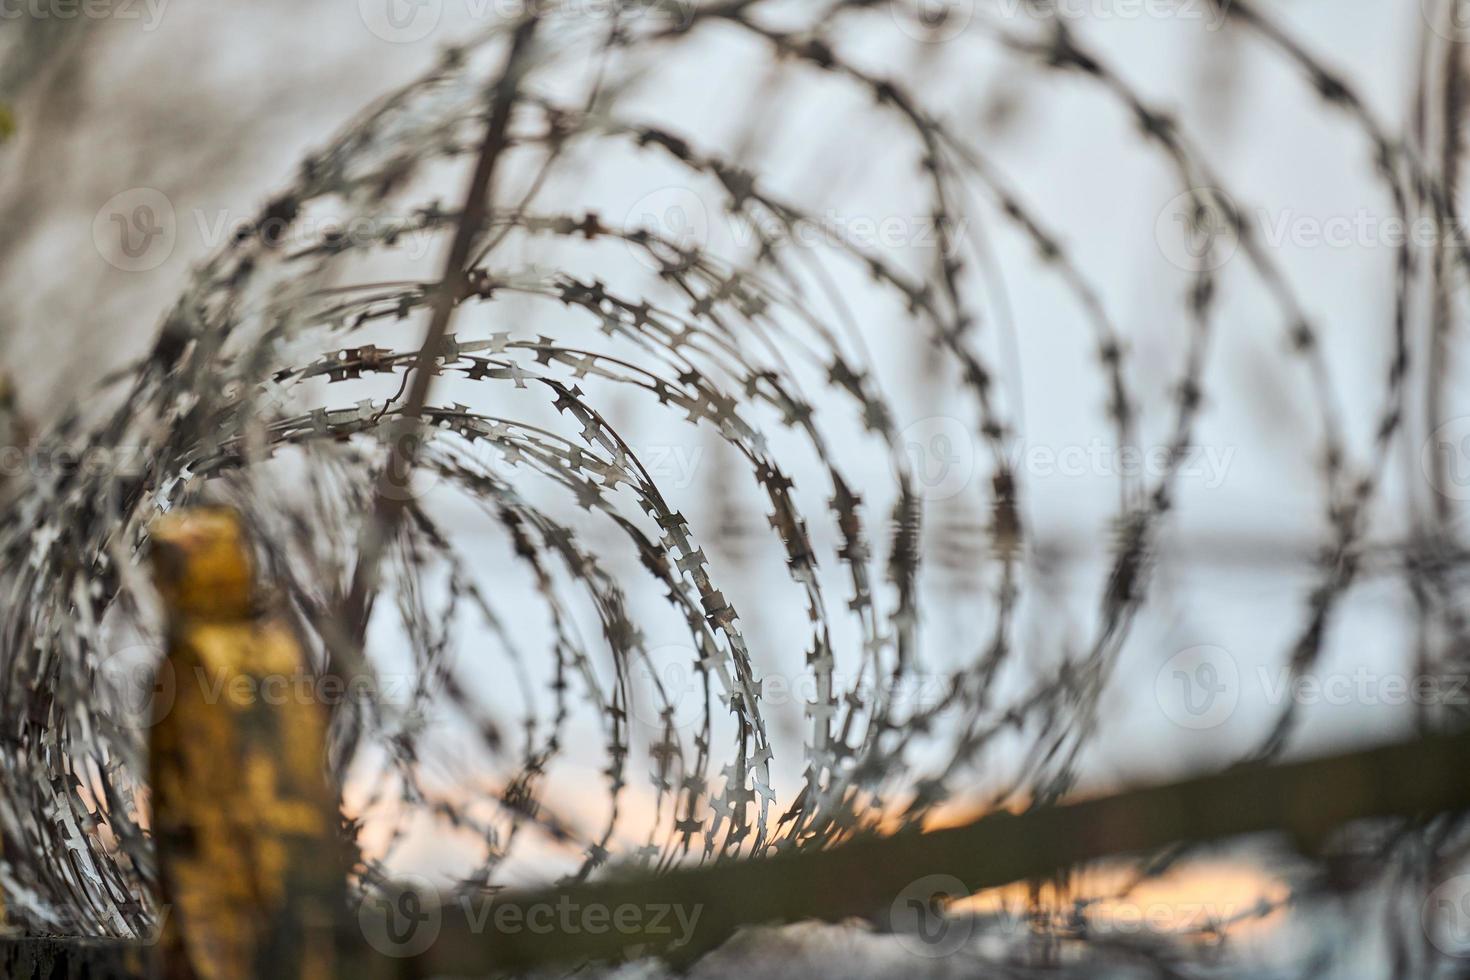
{"left": 148, "top": 507, "right": 344, "bottom": 980}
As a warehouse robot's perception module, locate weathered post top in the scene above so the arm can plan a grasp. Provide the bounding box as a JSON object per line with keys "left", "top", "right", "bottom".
{"left": 149, "top": 507, "right": 257, "bottom": 620}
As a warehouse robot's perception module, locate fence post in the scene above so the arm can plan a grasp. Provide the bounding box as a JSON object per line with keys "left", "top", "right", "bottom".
{"left": 147, "top": 507, "right": 346, "bottom": 979}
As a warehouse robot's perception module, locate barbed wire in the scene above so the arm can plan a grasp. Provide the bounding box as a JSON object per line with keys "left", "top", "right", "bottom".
{"left": 1, "top": 1, "right": 1468, "bottom": 973}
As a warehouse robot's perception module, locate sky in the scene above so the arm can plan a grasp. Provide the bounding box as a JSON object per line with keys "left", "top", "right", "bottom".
{"left": 2, "top": 1, "right": 1466, "bottom": 972}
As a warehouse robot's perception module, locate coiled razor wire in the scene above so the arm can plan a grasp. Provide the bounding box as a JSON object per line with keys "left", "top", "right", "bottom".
{"left": 1, "top": 4, "right": 1468, "bottom": 974}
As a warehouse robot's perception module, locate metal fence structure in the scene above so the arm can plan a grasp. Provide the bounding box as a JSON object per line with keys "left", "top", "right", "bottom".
{"left": 6, "top": 1, "right": 1470, "bottom": 976}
